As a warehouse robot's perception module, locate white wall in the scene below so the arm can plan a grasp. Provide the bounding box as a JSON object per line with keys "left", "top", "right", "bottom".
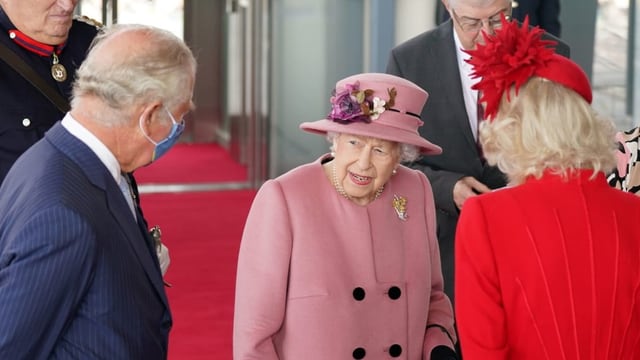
{"left": 395, "top": 0, "right": 438, "bottom": 44}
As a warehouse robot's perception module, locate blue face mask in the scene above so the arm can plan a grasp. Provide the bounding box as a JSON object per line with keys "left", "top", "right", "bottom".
{"left": 140, "top": 106, "right": 185, "bottom": 162}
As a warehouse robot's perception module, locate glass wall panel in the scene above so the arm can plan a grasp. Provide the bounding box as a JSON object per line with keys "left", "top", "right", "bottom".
{"left": 78, "top": 0, "right": 184, "bottom": 39}
{"left": 592, "top": 0, "right": 631, "bottom": 130}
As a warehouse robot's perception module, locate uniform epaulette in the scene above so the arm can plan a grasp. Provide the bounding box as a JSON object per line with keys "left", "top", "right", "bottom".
{"left": 74, "top": 15, "right": 104, "bottom": 29}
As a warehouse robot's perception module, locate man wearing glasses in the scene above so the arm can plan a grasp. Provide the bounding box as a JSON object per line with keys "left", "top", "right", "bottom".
{"left": 386, "top": 0, "right": 568, "bottom": 354}
{"left": 438, "top": 1, "right": 562, "bottom": 37}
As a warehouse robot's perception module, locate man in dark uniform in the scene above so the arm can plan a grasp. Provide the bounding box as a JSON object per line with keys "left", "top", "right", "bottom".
{"left": 0, "top": 0, "right": 170, "bottom": 273}
{"left": 0, "top": 0, "right": 100, "bottom": 183}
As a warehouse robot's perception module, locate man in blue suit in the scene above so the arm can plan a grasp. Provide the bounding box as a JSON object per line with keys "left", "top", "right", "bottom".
{"left": 0, "top": 0, "right": 171, "bottom": 274}
{"left": 0, "top": 23, "right": 196, "bottom": 359}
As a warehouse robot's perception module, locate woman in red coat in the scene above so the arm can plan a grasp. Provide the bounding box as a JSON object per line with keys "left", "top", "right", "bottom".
{"left": 454, "top": 17, "right": 640, "bottom": 359}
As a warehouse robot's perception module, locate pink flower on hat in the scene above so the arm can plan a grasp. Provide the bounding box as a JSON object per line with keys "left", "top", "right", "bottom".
{"left": 328, "top": 81, "right": 397, "bottom": 124}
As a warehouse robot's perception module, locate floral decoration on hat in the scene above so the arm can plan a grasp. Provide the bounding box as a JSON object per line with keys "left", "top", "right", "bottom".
{"left": 328, "top": 81, "right": 397, "bottom": 124}
{"left": 464, "top": 15, "right": 557, "bottom": 120}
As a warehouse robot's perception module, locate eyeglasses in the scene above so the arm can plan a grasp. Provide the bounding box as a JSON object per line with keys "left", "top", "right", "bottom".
{"left": 451, "top": 8, "right": 512, "bottom": 33}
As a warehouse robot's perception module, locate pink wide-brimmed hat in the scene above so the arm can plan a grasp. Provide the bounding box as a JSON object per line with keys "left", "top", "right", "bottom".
{"left": 299, "top": 73, "right": 442, "bottom": 155}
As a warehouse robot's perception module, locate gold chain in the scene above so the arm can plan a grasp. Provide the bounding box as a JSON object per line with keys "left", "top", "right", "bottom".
{"left": 332, "top": 162, "right": 384, "bottom": 201}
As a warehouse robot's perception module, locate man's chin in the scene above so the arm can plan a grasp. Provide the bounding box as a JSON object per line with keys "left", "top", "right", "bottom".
{"left": 46, "top": 18, "right": 73, "bottom": 37}
{"left": 473, "top": 40, "right": 485, "bottom": 49}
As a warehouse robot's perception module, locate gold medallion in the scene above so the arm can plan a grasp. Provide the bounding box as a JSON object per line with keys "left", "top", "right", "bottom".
{"left": 51, "top": 53, "right": 67, "bottom": 82}
{"left": 51, "top": 63, "right": 67, "bottom": 82}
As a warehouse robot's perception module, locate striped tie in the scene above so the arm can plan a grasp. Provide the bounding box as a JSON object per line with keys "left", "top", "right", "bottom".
{"left": 118, "top": 174, "right": 137, "bottom": 218}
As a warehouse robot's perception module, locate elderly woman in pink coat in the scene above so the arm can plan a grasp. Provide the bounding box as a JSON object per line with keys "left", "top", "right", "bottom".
{"left": 234, "top": 73, "right": 458, "bottom": 359}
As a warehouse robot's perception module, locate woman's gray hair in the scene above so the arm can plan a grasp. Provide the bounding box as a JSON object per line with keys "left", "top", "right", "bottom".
{"left": 71, "top": 24, "right": 197, "bottom": 125}
{"left": 326, "top": 132, "right": 421, "bottom": 163}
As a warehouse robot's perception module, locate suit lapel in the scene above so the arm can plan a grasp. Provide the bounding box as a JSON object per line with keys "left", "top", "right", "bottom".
{"left": 45, "top": 123, "right": 170, "bottom": 310}
{"left": 107, "top": 190, "right": 170, "bottom": 309}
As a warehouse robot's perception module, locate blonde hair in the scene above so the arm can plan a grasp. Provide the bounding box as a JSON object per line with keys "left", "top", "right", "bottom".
{"left": 480, "top": 77, "right": 617, "bottom": 185}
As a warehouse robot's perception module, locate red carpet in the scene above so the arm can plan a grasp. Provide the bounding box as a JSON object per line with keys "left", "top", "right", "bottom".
{"left": 134, "top": 143, "right": 248, "bottom": 184}
{"left": 140, "top": 190, "right": 255, "bottom": 360}
{"left": 135, "top": 143, "right": 256, "bottom": 359}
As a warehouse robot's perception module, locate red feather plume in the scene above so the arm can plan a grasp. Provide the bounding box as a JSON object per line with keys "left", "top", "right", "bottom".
{"left": 464, "top": 15, "right": 557, "bottom": 120}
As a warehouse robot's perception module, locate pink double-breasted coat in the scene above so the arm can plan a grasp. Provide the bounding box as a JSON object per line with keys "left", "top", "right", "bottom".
{"left": 234, "top": 155, "right": 456, "bottom": 359}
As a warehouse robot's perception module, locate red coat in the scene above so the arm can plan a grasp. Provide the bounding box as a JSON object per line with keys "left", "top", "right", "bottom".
{"left": 455, "top": 170, "right": 640, "bottom": 359}
{"left": 234, "top": 155, "right": 456, "bottom": 359}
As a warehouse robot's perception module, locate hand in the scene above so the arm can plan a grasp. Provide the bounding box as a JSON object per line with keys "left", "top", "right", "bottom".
{"left": 430, "top": 345, "right": 458, "bottom": 360}
{"left": 157, "top": 243, "right": 170, "bottom": 276}
{"left": 453, "top": 176, "right": 491, "bottom": 210}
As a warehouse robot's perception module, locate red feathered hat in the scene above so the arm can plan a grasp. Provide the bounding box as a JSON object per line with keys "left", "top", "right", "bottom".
{"left": 465, "top": 15, "right": 592, "bottom": 120}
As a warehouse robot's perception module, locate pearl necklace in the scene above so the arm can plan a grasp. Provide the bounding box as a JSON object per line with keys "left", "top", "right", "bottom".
{"left": 332, "top": 162, "right": 384, "bottom": 201}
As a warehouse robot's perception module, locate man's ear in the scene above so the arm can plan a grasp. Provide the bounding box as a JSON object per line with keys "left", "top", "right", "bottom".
{"left": 138, "top": 101, "right": 163, "bottom": 127}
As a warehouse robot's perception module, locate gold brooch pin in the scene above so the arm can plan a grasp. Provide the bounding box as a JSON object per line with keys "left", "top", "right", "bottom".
{"left": 392, "top": 195, "right": 407, "bottom": 221}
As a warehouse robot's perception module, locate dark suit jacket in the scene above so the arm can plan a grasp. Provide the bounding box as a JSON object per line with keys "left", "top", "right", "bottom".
{"left": 385, "top": 19, "right": 569, "bottom": 303}
{"left": 0, "top": 123, "right": 171, "bottom": 359}
{"left": 0, "top": 9, "right": 98, "bottom": 184}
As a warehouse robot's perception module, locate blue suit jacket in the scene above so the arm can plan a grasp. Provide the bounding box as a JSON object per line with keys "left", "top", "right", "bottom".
{"left": 0, "top": 123, "right": 171, "bottom": 359}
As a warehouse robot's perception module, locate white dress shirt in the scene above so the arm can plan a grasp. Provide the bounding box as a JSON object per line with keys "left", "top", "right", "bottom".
{"left": 453, "top": 30, "right": 482, "bottom": 141}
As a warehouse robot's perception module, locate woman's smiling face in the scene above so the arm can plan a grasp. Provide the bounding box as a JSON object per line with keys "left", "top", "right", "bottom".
{"left": 331, "top": 133, "right": 400, "bottom": 205}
